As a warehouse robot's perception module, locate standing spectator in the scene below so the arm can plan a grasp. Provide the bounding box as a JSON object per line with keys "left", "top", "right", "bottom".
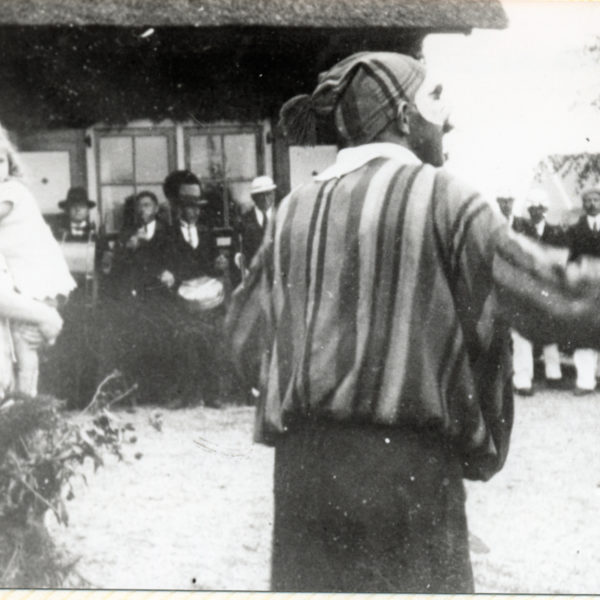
{"left": 235, "top": 176, "right": 277, "bottom": 275}
{"left": 229, "top": 51, "right": 600, "bottom": 593}
{"left": 0, "top": 124, "right": 75, "bottom": 396}
{"left": 511, "top": 189, "right": 565, "bottom": 395}
{"left": 496, "top": 195, "right": 526, "bottom": 232}
{"left": 568, "top": 186, "right": 600, "bottom": 395}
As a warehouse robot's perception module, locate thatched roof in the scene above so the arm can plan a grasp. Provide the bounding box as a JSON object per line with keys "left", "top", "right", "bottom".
{"left": 0, "top": 0, "right": 507, "bottom": 30}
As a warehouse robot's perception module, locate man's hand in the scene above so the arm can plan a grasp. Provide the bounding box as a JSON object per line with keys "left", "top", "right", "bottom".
{"left": 215, "top": 254, "right": 229, "bottom": 273}
{"left": 100, "top": 250, "right": 114, "bottom": 275}
{"left": 125, "top": 234, "right": 140, "bottom": 250}
{"left": 234, "top": 252, "right": 244, "bottom": 271}
{"left": 160, "top": 270, "right": 176, "bottom": 288}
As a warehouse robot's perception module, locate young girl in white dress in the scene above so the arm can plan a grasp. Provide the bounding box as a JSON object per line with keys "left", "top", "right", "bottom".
{"left": 0, "top": 253, "right": 63, "bottom": 397}
{"left": 0, "top": 125, "right": 75, "bottom": 396}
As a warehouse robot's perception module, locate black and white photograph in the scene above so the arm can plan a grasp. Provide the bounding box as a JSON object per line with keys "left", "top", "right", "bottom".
{"left": 0, "top": 0, "right": 599, "bottom": 593}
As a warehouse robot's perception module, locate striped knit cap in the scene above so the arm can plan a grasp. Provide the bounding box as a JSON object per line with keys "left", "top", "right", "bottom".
{"left": 280, "top": 52, "right": 426, "bottom": 146}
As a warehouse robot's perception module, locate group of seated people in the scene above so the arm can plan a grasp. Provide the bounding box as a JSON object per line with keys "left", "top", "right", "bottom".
{"left": 497, "top": 185, "right": 600, "bottom": 396}
{"left": 45, "top": 171, "right": 277, "bottom": 408}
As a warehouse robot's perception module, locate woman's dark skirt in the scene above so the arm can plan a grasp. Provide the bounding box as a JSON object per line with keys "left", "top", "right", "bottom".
{"left": 272, "top": 420, "right": 474, "bottom": 593}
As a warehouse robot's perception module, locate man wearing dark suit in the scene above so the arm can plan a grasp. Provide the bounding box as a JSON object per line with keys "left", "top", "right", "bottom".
{"left": 161, "top": 175, "right": 227, "bottom": 407}
{"left": 106, "top": 190, "right": 174, "bottom": 403}
{"left": 114, "top": 191, "right": 172, "bottom": 299}
{"left": 568, "top": 186, "right": 600, "bottom": 395}
{"left": 496, "top": 195, "right": 527, "bottom": 233}
{"left": 510, "top": 189, "right": 566, "bottom": 395}
{"left": 165, "top": 193, "right": 217, "bottom": 285}
{"left": 235, "top": 175, "right": 277, "bottom": 275}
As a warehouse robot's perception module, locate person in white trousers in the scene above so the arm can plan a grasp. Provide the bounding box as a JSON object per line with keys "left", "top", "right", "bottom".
{"left": 567, "top": 187, "right": 600, "bottom": 395}
{"left": 500, "top": 190, "right": 566, "bottom": 395}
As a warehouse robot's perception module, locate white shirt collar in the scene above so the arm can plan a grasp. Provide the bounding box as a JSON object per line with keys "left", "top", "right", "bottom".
{"left": 254, "top": 206, "right": 272, "bottom": 227}
{"left": 138, "top": 219, "right": 156, "bottom": 239}
{"left": 535, "top": 220, "right": 545, "bottom": 236}
{"left": 587, "top": 215, "right": 600, "bottom": 230}
{"left": 180, "top": 220, "right": 199, "bottom": 248}
{"left": 314, "top": 143, "right": 421, "bottom": 182}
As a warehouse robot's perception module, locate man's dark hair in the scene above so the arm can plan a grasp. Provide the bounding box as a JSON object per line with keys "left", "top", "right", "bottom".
{"left": 135, "top": 190, "right": 159, "bottom": 206}
{"left": 163, "top": 170, "right": 201, "bottom": 202}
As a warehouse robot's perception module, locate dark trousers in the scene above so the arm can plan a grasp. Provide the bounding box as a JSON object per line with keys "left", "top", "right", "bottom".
{"left": 272, "top": 421, "right": 474, "bottom": 593}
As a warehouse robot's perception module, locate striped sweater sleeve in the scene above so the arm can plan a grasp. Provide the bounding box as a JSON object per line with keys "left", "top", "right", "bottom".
{"left": 434, "top": 169, "right": 600, "bottom": 350}
{"left": 494, "top": 231, "right": 600, "bottom": 348}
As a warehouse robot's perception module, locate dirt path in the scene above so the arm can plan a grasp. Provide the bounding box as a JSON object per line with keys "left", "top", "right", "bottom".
{"left": 52, "top": 407, "right": 273, "bottom": 590}
{"left": 51, "top": 391, "right": 600, "bottom": 592}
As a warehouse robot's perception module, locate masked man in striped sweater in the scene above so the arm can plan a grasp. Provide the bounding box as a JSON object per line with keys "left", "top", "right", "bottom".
{"left": 228, "top": 52, "right": 600, "bottom": 593}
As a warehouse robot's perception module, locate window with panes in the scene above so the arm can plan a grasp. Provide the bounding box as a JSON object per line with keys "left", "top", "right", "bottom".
{"left": 184, "top": 125, "right": 263, "bottom": 227}
{"left": 96, "top": 128, "right": 176, "bottom": 232}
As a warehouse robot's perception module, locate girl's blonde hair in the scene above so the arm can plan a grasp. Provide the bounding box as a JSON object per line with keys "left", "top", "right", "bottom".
{"left": 0, "top": 124, "right": 24, "bottom": 179}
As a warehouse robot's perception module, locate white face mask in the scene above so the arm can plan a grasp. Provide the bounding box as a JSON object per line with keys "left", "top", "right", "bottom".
{"left": 414, "top": 75, "right": 451, "bottom": 129}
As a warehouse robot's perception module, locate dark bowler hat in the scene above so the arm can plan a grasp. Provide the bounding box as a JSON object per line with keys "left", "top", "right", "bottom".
{"left": 58, "top": 187, "right": 96, "bottom": 210}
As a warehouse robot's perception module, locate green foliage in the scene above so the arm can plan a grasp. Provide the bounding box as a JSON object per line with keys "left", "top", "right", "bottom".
{"left": 0, "top": 392, "right": 138, "bottom": 587}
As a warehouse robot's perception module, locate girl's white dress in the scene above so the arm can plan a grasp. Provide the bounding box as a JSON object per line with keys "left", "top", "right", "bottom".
{"left": 0, "top": 255, "right": 14, "bottom": 396}
{"left": 0, "top": 179, "right": 75, "bottom": 300}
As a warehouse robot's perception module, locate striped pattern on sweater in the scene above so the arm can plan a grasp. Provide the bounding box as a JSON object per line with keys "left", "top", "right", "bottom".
{"left": 238, "top": 156, "right": 512, "bottom": 480}
{"left": 229, "top": 152, "right": 600, "bottom": 481}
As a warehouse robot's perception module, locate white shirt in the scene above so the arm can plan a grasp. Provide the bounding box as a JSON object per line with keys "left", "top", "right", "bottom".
{"left": 137, "top": 219, "right": 156, "bottom": 240}
{"left": 314, "top": 143, "right": 421, "bottom": 181}
{"left": 587, "top": 215, "right": 600, "bottom": 232}
{"left": 70, "top": 222, "right": 88, "bottom": 237}
{"left": 180, "top": 221, "right": 199, "bottom": 249}
{"left": 535, "top": 220, "right": 545, "bottom": 238}
{"left": 254, "top": 206, "right": 273, "bottom": 228}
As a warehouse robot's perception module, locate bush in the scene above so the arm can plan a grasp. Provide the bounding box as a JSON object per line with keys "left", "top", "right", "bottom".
{"left": 0, "top": 390, "right": 137, "bottom": 587}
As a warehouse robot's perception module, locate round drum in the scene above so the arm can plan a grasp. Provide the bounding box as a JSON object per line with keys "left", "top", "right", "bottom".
{"left": 177, "top": 276, "right": 225, "bottom": 312}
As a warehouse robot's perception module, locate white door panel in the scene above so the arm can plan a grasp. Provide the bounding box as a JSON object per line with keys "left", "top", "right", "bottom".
{"left": 20, "top": 151, "right": 71, "bottom": 215}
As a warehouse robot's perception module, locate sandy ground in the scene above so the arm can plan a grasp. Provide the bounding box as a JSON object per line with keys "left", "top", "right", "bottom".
{"left": 50, "top": 388, "right": 600, "bottom": 593}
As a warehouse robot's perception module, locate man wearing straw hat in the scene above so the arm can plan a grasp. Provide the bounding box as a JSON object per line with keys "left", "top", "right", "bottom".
{"left": 229, "top": 52, "right": 600, "bottom": 592}
{"left": 236, "top": 175, "right": 277, "bottom": 272}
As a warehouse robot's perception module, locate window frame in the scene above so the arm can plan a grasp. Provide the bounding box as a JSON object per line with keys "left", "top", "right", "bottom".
{"left": 95, "top": 126, "right": 177, "bottom": 232}
{"left": 183, "top": 123, "right": 264, "bottom": 227}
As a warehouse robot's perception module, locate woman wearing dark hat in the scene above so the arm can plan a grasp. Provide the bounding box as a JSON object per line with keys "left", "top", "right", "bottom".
{"left": 56, "top": 187, "right": 96, "bottom": 242}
